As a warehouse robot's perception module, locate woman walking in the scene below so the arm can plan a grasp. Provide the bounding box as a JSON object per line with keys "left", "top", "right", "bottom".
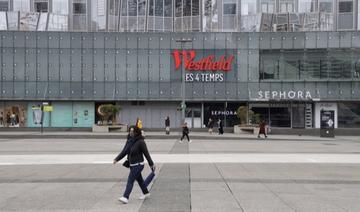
{"left": 113, "top": 126, "right": 155, "bottom": 204}
{"left": 218, "top": 119, "right": 224, "bottom": 135}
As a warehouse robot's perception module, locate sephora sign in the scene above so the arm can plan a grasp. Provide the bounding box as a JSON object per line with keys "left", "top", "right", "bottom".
{"left": 172, "top": 50, "right": 235, "bottom": 82}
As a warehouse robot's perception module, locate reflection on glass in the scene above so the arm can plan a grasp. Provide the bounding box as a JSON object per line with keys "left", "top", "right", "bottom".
{"left": 241, "top": 0, "right": 256, "bottom": 15}
{"left": 0, "top": 12, "right": 7, "bottom": 30}
{"left": 20, "top": 12, "right": 39, "bottom": 31}
{"left": 319, "top": 0, "right": 333, "bottom": 12}
{"left": 0, "top": 1, "right": 9, "bottom": 11}
{"left": 48, "top": 14, "right": 68, "bottom": 31}
{"left": 13, "top": 0, "right": 30, "bottom": 12}
{"left": 37, "top": 13, "right": 48, "bottom": 31}
{"left": 53, "top": 0, "right": 69, "bottom": 14}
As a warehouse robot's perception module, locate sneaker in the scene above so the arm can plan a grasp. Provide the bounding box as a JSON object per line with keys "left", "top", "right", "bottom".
{"left": 188, "top": 140, "right": 192, "bottom": 143}
{"left": 118, "top": 197, "right": 129, "bottom": 204}
{"left": 179, "top": 140, "right": 183, "bottom": 143}
{"left": 257, "top": 135, "right": 260, "bottom": 138}
{"left": 139, "top": 193, "right": 151, "bottom": 200}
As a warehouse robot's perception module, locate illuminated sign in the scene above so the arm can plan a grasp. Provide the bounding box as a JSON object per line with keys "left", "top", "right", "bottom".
{"left": 257, "top": 91, "right": 312, "bottom": 100}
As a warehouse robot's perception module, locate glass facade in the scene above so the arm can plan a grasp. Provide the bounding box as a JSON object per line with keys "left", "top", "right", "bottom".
{"left": 338, "top": 102, "right": 360, "bottom": 128}
{"left": 260, "top": 49, "right": 360, "bottom": 80}
{"left": 0, "top": 0, "right": 357, "bottom": 32}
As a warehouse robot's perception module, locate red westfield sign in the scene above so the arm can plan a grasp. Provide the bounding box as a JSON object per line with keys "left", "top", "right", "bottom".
{"left": 172, "top": 50, "right": 234, "bottom": 72}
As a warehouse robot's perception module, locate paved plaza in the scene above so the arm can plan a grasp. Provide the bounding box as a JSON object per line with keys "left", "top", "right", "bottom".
{"left": 0, "top": 132, "right": 359, "bottom": 212}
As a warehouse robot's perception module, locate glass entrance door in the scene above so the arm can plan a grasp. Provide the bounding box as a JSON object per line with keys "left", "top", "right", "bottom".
{"left": 185, "top": 105, "right": 202, "bottom": 128}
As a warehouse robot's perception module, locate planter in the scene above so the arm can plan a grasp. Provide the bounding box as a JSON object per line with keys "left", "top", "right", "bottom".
{"left": 234, "top": 125, "right": 258, "bottom": 134}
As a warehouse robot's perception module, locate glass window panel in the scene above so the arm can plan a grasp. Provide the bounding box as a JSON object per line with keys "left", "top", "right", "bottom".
{"left": 175, "top": 0, "right": 182, "bottom": 17}
{"left": 73, "top": 3, "right": 86, "bottom": 14}
{"left": 34, "top": 2, "right": 48, "bottom": 12}
{"left": 109, "top": 0, "right": 120, "bottom": 15}
{"left": 138, "top": 0, "right": 146, "bottom": 15}
{"left": 241, "top": 0, "right": 256, "bottom": 15}
{"left": 339, "top": 1, "right": 353, "bottom": 13}
{"left": 155, "top": 0, "right": 163, "bottom": 16}
{"left": 192, "top": 0, "right": 199, "bottom": 16}
{"left": 0, "top": 1, "right": 9, "bottom": 11}
{"left": 52, "top": 0, "right": 69, "bottom": 15}
{"left": 13, "top": 0, "right": 30, "bottom": 12}
{"left": 319, "top": 0, "right": 333, "bottom": 12}
{"left": 128, "top": 0, "right": 137, "bottom": 16}
{"left": 0, "top": 11, "right": 6, "bottom": 29}
{"left": 20, "top": 12, "right": 39, "bottom": 31}
{"left": 48, "top": 14, "right": 68, "bottom": 31}
{"left": 268, "top": 4, "right": 274, "bottom": 13}
{"left": 37, "top": 12, "right": 48, "bottom": 31}
{"left": 183, "top": 0, "right": 191, "bottom": 16}
{"left": 149, "top": 0, "right": 154, "bottom": 15}
{"left": 121, "top": 0, "right": 128, "bottom": 15}
{"left": 223, "top": 3, "right": 236, "bottom": 15}
{"left": 164, "top": 0, "right": 172, "bottom": 16}
{"left": 338, "top": 102, "right": 360, "bottom": 128}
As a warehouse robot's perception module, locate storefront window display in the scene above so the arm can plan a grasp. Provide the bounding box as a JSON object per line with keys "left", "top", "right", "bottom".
{"left": 0, "top": 102, "right": 27, "bottom": 127}
{"left": 338, "top": 102, "right": 360, "bottom": 128}
{"left": 204, "top": 102, "right": 246, "bottom": 127}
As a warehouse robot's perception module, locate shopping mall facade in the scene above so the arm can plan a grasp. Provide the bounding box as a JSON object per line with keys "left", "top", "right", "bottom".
{"left": 0, "top": 0, "right": 359, "bottom": 129}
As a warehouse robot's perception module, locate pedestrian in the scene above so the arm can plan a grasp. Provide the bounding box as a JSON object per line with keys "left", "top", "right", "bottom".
{"left": 0, "top": 112, "right": 3, "bottom": 127}
{"left": 165, "top": 116, "right": 170, "bottom": 135}
{"left": 180, "top": 122, "right": 191, "bottom": 143}
{"left": 207, "top": 118, "right": 214, "bottom": 134}
{"left": 6, "top": 112, "right": 10, "bottom": 127}
{"left": 218, "top": 119, "right": 224, "bottom": 135}
{"left": 258, "top": 120, "right": 267, "bottom": 138}
{"left": 113, "top": 126, "right": 155, "bottom": 204}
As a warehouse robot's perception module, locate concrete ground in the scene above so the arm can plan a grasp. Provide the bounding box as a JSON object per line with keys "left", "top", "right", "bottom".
{"left": 0, "top": 134, "right": 359, "bottom": 212}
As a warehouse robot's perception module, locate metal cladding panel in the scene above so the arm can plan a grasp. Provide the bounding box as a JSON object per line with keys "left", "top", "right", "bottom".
{"left": 13, "top": 82, "right": 24, "bottom": 98}
{"left": 339, "top": 82, "right": 352, "bottom": 99}
{"left": 3, "top": 48, "right": 13, "bottom": 80}
{"left": 149, "top": 36, "right": 159, "bottom": 49}
{"left": 236, "top": 82, "right": 247, "bottom": 99}
{"left": 248, "top": 50, "right": 259, "bottom": 81}
{"left": 126, "top": 82, "right": 137, "bottom": 98}
{"left": 115, "top": 35, "right": 126, "bottom": 49}
{"left": 138, "top": 34, "right": 149, "bottom": 49}
{"left": 70, "top": 33, "right": 82, "bottom": 49}
{"left": 115, "top": 50, "right": 126, "bottom": 81}
{"left": 293, "top": 82, "right": 305, "bottom": 93}
{"left": 127, "top": 50, "right": 137, "bottom": 81}
{"left": 353, "top": 82, "right": 360, "bottom": 99}
{"left": 82, "top": 82, "right": 93, "bottom": 99}
{"left": 215, "top": 34, "right": 226, "bottom": 49}
{"left": 340, "top": 32, "right": 351, "bottom": 48}
{"left": 48, "top": 82, "right": 60, "bottom": 98}
{"left": 104, "top": 49, "right": 115, "bottom": 81}
{"left": 94, "top": 33, "right": 105, "bottom": 49}
{"left": 238, "top": 50, "right": 248, "bottom": 82}
{"left": 304, "top": 82, "right": 317, "bottom": 99}
{"left": 49, "top": 49, "right": 60, "bottom": 81}
{"left": 283, "top": 33, "right": 294, "bottom": 49}
{"left": 204, "top": 83, "right": 214, "bottom": 98}
{"left": 105, "top": 34, "right": 116, "bottom": 49}
{"left": 148, "top": 82, "right": 159, "bottom": 99}
{"left": 36, "top": 82, "right": 47, "bottom": 99}
{"left": 226, "top": 83, "right": 237, "bottom": 99}
{"left": 328, "top": 32, "right": 340, "bottom": 48}
{"left": 93, "top": 50, "right": 104, "bottom": 81}
{"left": 38, "top": 49, "right": 48, "bottom": 81}
{"left": 26, "top": 49, "right": 37, "bottom": 81}
{"left": 316, "top": 32, "right": 328, "bottom": 48}
{"left": 59, "top": 82, "right": 71, "bottom": 99}
{"left": 25, "top": 82, "right": 37, "bottom": 99}
{"left": 259, "top": 33, "right": 271, "bottom": 49}
{"left": 248, "top": 33, "right": 259, "bottom": 49}
{"left": 25, "top": 32, "right": 37, "bottom": 48}
{"left": 82, "top": 32, "right": 93, "bottom": 49}
{"left": 159, "top": 82, "right": 171, "bottom": 99}
{"left": 203, "top": 34, "right": 215, "bottom": 49}
{"left": 170, "top": 82, "right": 181, "bottom": 100}
{"left": 160, "top": 35, "right": 171, "bottom": 49}
{"left": 316, "top": 82, "right": 328, "bottom": 99}
{"left": 82, "top": 49, "right": 93, "bottom": 81}
{"left": 48, "top": 32, "right": 59, "bottom": 48}
{"left": 59, "top": 49, "right": 70, "bottom": 81}
{"left": 36, "top": 32, "right": 48, "bottom": 48}
{"left": 1, "top": 32, "right": 13, "bottom": 48}
{"left": 192, "top": 83, "right": 204, "bottom": 100}
{"left": 70, "top": 49, "right": 81, "bottom": 81}
{"left": 59, "top": 32, "right": 70, "bottom": 48}
{"left": 351, "top": 32, "right": 360, "bottom": 48}
{"left": 327, "top": 82, "right": 340, "bottom": 99}
{"left": 14, "top": 48, "right": 25, "bottom": 81}
{"left": 127, "top": 35, "right": 138, "bottom": 49}
{"left": 237, "top": 34, "right": 248, "bottom": 49}
{"left": 305, "top": 32, "right": 316, "bottom": 49}
{"left": 260, "top": 82, "right": 271, "bottom": 91}
{"left": 105, "top": 82, "right": 115, "bottom": 99}
{"left": 248, "top": 82, "right": 260, "bottom": 99}
{"left": 226, "top": 34, "right": 236, "bottom": 49}
{"left": 185, "top": 83, "right": 194, "bottom": 99}
{"left": 14, "top": 32, "right": 25, "bottom": 48}
{"left": 293, "top": 32, "right": 305, "bottom": 49}
{"left": 138, "top": 50, "right": 148, "bottom": 81}
{"left": 193, "top": 34, "right": 203, "bottom": 49}
{"left": 94, "top": 82, "right": 105, "bottom": 100}
{"left": 137, "top": 82, "right": 148, "bottom": 99}
{"left": 115, "top": 82, "right": 126, "bottom": 99}
{"left": 270, "top": 33, "right": 282, "bottom": 49}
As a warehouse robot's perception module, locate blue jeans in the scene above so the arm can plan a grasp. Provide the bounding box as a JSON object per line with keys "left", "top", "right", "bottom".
{"left": 123, "top": 164, "right": 149, "bottom": 199}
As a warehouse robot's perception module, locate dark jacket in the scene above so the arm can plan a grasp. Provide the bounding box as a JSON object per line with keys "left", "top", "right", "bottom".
{"left": 208, "top": 120, "right": 214, "bottom": 128}
{"left": 182, "top": 126, "right": 189, "bottom": 134}
{"left": 165, "top": 118, "right": 170, "bottom": 127}
{"left": 114, "top": 135, "right": 154, "bottom": 166}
